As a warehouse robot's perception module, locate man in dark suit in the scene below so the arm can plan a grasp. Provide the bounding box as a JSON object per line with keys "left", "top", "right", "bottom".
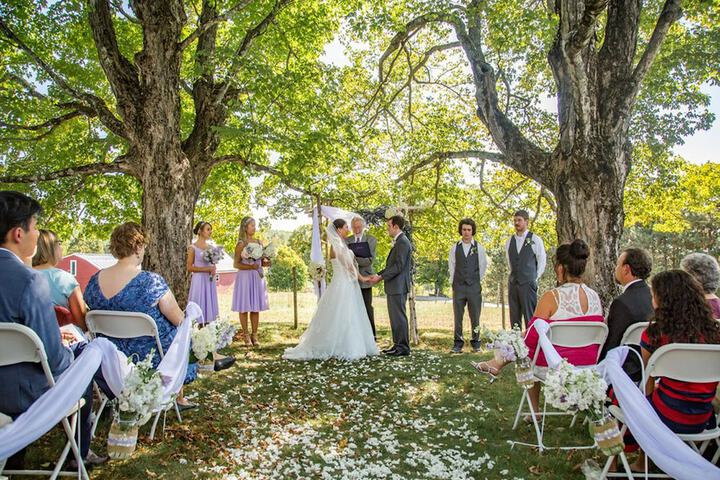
{"left": 0, "top": 191, "right": 105, "bottom": 469}
{"left": 369, "top": 215, "right": 412, "bottom": 356}
{"left": 346, "top": 216, "right": 377, "bottom": 340}
{"left": 599, "top": 248, "right": 653, "bottom": 367}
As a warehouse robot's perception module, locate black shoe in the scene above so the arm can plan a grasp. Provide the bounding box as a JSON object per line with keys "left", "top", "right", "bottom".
{"left": 381, "top": 347, "right": 396, "bottom": 354}
{"left": 66, "top": 450, "right": 107, "bottom": 470}
{"left": 177, "top": 401, "right": 198, "bottom": 412}
{"left": 382, "top": 348, "right": 398, "bottom": 355}
{"left": 450, "top": 346, "right": 463, "bottom": 354}
{"left": 471, "top": 345, "right": 482, "bottom": 353}
{"left": 387, "top": 350, "right": 409, "bottom": 357}
{"left": 214, "top": 356, "right": 236, "bottom": 371}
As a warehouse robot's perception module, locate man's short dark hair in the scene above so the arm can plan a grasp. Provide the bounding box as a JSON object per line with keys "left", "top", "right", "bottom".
{"left": 458, "top": 218, "right": 476, "bottom": 236}
{"left": 513, "top": 209, "right": 529, "bottom": 220}
{"left": 388, "top": 215, "right": 405, "bottom": 230}
{"left": 0, "top": 191, "right": 42, "bottom": 242}
{"left": 622, "top": 248, "right": 652, "bottom": 280}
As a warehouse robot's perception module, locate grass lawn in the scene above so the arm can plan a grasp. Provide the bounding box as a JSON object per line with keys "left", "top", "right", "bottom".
{"left": 25, "top": 317, "right": 614, "bottom": 479}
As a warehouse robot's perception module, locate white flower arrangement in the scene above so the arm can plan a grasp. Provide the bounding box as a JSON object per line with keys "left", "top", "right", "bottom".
{"left": 191, "top": 324, "right": 216, "bottom": 362}
{"left": 486, "top": 327, "right": 528, "bottom": 362}
{"left": 117, "top": 351, "right": 166, "bottom": 425}
{"left": 310, "top": 261, "right": 326, "bottom": 282}
{"left": 544, "top": 359, "right": 608, "bottom": 420}
{"left": 241, "top": 242, "right": 264, "bottom": 261}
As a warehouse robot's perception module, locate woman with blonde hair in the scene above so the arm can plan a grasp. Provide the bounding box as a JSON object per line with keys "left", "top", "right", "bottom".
{"left": 32, "top": 229, "right": 87, "bottom": 330}
{"left": 231, "top": 216, "right": 270, "bottom": 347}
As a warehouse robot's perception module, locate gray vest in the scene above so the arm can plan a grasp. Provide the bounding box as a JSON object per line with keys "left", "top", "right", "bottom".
{"left": 453, "top": 241, "right": 480, "bottom": 288}
{"left": 508, "top": 232, "right": 537, "bottom": 285}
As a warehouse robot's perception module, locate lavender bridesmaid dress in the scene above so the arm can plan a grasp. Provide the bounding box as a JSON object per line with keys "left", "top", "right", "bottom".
{"left": 188, "top": 244, "right": 219, "bottom": 324}
{"left": 231, "top": 251, "right": 269, "bottom": 313}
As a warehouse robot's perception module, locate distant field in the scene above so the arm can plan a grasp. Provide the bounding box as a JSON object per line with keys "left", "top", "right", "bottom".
{"left": 217, "top": 287, "right": 511, "bottom": 332}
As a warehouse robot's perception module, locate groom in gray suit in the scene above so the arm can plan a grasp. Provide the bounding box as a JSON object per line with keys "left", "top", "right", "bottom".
{"left": 369, "top": 215, "right": 412, "bottom": 356}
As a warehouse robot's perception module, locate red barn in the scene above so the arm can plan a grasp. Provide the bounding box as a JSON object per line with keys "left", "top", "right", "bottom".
{"left": 58, "top": 252, "right": 237, "bottom": 293}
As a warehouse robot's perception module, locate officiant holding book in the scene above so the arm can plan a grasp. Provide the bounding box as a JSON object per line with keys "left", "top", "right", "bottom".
{"left": 346, "top": 216, "right": 377, "bottom": 340}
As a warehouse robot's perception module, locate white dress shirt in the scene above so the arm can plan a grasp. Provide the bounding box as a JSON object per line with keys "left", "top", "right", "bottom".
{"left": 504, "top": 230, "right": 547, "bottom": 281}
{"left": 448, "top": 240, "right": 488, "bottom": 282}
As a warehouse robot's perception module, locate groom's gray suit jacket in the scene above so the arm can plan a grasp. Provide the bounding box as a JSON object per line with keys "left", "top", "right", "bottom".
{"left": 380, "top": 233, "right": 412, "bottom": 295}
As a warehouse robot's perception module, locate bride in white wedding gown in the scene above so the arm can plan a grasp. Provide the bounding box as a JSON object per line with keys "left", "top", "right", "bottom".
{"left": 283, "top": 218, "right": 379, "bottom": 361}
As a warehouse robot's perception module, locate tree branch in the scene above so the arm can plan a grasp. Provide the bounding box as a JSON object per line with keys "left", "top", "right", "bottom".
{"left": 629, "top": 0, "right": 682, "bottom": 95}
{"left": 217, "top": 0, "right": 293, "bottom": 102}
{"left": 179, "top": 0, "right": 253, "bottom": 51}
{"left": 397, "top": 150, "right": 505, "bottom": 182}
{"left": 0, "top": 110, "right": 90, "bottom": 141}
{"left": 0, "top": 16, "right": 128, "bottom": 139}
{"left": 0, "top": 157, "right": 132, "bottom": 184}
{"left": 567, "top": 0, "right": 608, "bottom": 57}
{"left": 88, "top": 0, "right": 140, "bottom": 109}
{"left": 214, "top": 154, "right": 316, "bottom": 196}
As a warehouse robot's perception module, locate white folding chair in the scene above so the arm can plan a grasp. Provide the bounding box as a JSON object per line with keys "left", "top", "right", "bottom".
{"left": 620, "top": 322, "right": 649, "bottom": 347}
{"left": 85, "top": 310, "right": 182, "bottom": 441}
{"left": 0, "top": 323, "right": 88, "bottom": 479}
{"left": 602, "top": 343, "right": 720, "bottom": 479}
{"left": 511, "top": 321, "right": 608, "bottom": 452}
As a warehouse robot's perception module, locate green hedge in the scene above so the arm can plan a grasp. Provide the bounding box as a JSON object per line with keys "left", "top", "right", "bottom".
{"left": 267, "top": 246, "right": 308, "bottom": 291}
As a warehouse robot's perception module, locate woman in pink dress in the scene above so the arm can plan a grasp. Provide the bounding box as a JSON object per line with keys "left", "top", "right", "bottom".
{"left": 472, "top": 239, "right": 604, "bottom": 417}
{"left": 232, "top": 216, "right": 270, "bottom": 347}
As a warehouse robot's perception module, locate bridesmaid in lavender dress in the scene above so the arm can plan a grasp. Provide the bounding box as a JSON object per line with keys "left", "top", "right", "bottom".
{"left": 186, "top": 221, "right": 219, "bottom": 325}
{"left": 187, "top": 221, "right": 235, "bottom": 371}
{"left": 232, "top": 216, "right": 270, "bottom": 347}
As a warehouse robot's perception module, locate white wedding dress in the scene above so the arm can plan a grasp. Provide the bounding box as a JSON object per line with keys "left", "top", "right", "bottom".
{"left": 283, "top": 224, "right": 379, "bottom": 361}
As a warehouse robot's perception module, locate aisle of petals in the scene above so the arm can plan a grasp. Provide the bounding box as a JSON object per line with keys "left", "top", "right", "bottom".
{"left": 194, "top": 350, "right": 525, "bottom": 480}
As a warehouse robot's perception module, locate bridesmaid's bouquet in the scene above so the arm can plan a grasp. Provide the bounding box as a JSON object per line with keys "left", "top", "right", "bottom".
{"left": 202, "top": 245, "right": 224, "bottom": 280}
{"left": 262, "top": 241, "right": 278, "bottom": 259}
{"left": 241, "top": 242, "right": 264, "bottom": 261}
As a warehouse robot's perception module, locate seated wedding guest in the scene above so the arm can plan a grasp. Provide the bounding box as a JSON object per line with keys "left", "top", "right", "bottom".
{"left": 472, "top": 239, "right": 604, "bottom": 418}
{"left": 598, "top": 248, "right": 653, "bottom": 361}
{"left": 84, "top": 222, "right": 198, "bottom": 410}
{"left": 32, "top": 229, "right": 88, "bottom": 330}
{"left": 621, "top": 269, "right": 720, "bottom": 472}
{"left": 0, "top": 191, "right": 106, "bottom": 469}
{"left": 681, "top": 253, "right": 720, "bottom": 319}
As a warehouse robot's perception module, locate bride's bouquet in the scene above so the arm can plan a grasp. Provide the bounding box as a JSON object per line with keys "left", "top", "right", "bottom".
{"left": 117, "top": 351, "right": 166, "bottom": 425}
{"left": 310, "top": 261, "right": 326, "bottom": 282}
{"left": 486, "top": 327, "right": 528, "bottom": 362}
{"left": 201, "top": 245, "right": 223, "bottom": 280}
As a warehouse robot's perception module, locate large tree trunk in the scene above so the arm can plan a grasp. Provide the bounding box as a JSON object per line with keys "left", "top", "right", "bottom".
{"left": 553, "top": 149, "right": 628, "bottom": 306}
{"left": 140, "top": 154, "right": 201, "bottom": 307}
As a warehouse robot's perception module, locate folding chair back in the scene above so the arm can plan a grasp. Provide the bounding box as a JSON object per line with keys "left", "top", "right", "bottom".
{"left": 0, "top": 323, "right": 54, "bottom": 386}
{"left": 645, "top": 343, "right": 720, "bottom": 384}
{"left": 0, "top": 323, "right": 88, "bottom": 479}
{"left": 86, "top": 310, "right": 164, "bottom": 356}
{"left": 547, "top": 321, "right": 609, "bottom": 363}
{"left": 85, "top": 310, "right": 180, "bottom": 440}
{"left": 619, "top": 322, "right": 648, "bottom": 346}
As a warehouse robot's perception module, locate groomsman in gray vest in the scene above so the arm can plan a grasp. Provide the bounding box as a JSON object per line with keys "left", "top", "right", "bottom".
{"left": 449, "top": 218, "right": 488, "bottom": 353}
{"left": 505, "top": 209, "right": 546, "bottom": 330}
{"left": 346, "top": 216, "right": 377, "bottom": 340}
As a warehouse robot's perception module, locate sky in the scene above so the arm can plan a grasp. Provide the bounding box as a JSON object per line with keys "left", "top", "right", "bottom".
{"left": 259, "top": 39, "right": 719, "bottom": 232}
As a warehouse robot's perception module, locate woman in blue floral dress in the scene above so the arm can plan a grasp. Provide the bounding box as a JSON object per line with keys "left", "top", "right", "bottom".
{"left": 84, "top": 222, "right": 197, "bottom": 410}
